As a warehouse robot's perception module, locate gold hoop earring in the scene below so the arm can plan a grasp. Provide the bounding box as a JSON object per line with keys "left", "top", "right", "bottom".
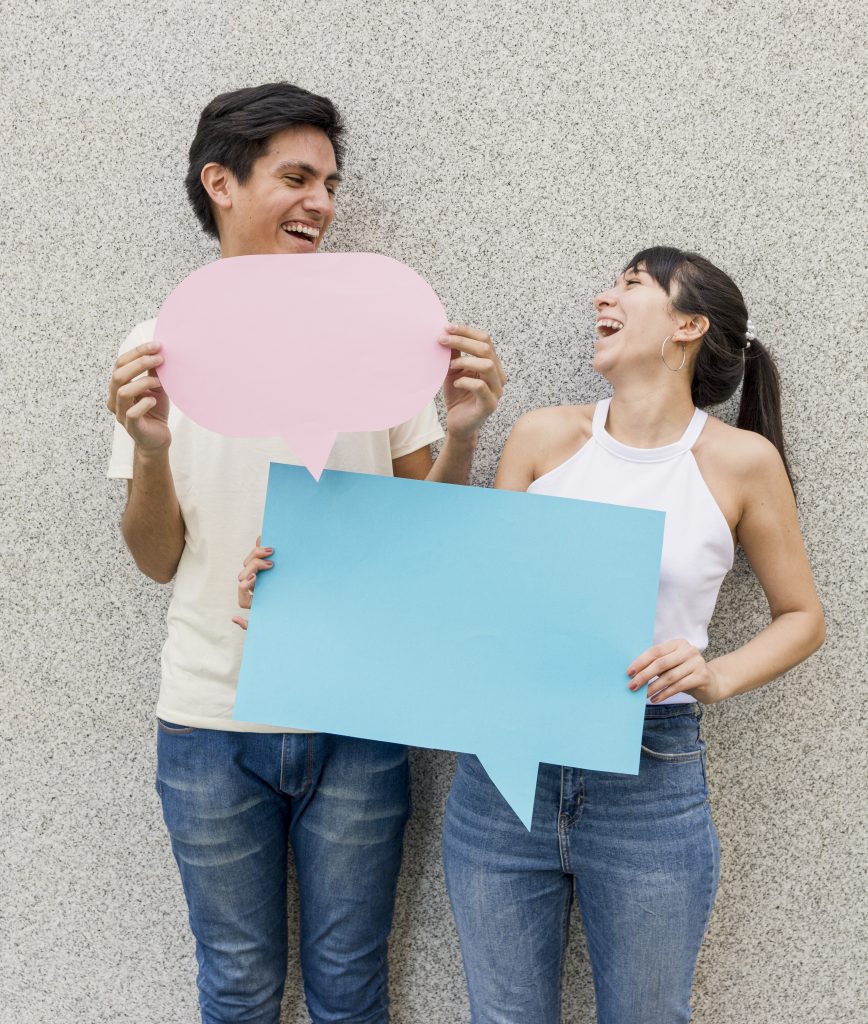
{"left": 661, "top": 334, "right": 686, "bottom": 372}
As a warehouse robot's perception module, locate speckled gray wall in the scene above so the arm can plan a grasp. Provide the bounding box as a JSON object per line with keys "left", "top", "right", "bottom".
{"left": 3, "top": 1, "right": 866, "bottom": 1021}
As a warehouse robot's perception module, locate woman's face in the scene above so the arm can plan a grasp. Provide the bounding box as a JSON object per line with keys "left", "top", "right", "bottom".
{"left": 591, "top": 265, "right": 688, "bottom": 379}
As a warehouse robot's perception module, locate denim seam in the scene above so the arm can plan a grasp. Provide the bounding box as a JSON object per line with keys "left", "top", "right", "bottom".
{"left": 302, "top": 734, "right": 315, "bottom": 797}
{"left": 279, "top": 733, "right": 288, "bottom": 794}
{"left": 697, "top": 791, "right": 719, "bottom": 959}
{"left": 558, "top": 767, "right": 571, "bottom": 873}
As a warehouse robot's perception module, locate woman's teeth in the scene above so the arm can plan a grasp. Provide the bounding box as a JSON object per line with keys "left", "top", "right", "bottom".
{"left": 596, "top": 318, "right": 624, "bottom": 337}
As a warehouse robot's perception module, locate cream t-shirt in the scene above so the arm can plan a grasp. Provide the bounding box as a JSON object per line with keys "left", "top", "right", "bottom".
{"left": 108, "top": 319, "right": 445, "bottom": 732}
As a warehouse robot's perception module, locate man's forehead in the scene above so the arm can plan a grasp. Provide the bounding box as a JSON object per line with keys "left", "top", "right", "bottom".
{"left": 262, "top": 126, "right": 339, "bottom": 177}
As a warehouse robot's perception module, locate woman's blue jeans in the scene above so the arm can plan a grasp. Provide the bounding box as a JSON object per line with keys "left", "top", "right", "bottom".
{"left": 443, "top": 704, "right": 720, "bottom": 1024}
{"left": 156, "top": 724, "right": 410, "bottom": 1024}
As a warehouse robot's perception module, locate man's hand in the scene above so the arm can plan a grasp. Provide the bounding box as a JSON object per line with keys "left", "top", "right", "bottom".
{"left": 438, "top": 325, "right": 507, "bottom": 441}
{"left": 107, "top": 342, "right": 171, "bottom": 451}
{"left": 232, "top": 537, "right": 274, "bottom": 631}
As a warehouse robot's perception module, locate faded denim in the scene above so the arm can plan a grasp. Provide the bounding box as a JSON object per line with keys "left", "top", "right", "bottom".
{"left": 443, "top": 704, "right": 720, "bottom": 1024}
{"left": 156, "top": 724, "right": 410, "bottom": 1024}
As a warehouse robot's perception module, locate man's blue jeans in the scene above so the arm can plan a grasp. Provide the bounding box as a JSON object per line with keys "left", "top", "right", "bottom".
{"left": 156, "top": 724, "right": 410, "bottom": 1024}
{"left": 443, "top": 703, "right": 720, "bottom": 1024}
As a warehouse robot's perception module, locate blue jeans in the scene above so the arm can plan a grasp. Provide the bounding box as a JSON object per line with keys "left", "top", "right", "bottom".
{"left": 443, "top": 704, "right": 720, "bottom": 1024}
{"left": 156, "top": 724, "right": 410, "bottom": 1024}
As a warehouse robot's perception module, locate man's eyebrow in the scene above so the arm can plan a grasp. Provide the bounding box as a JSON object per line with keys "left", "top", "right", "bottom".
{"left": 274, "top": 160, "right": 343, "bottom": 182}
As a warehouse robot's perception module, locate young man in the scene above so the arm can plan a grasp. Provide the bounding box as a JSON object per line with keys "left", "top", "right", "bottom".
{"left": 106, "top": 83, "right": 505, "bottom": 1024}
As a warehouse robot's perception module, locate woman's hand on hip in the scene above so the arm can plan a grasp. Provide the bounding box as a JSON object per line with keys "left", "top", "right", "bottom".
{"left": 627, "top": 639, "right": 727, "bottom": 704}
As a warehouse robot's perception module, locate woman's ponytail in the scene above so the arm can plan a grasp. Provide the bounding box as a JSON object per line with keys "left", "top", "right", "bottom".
{"left": 736, "top": 337, "right": 793, "bottom": 489}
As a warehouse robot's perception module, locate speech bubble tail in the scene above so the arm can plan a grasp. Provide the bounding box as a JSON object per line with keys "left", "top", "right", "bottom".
{"left": 289, "top": 430, "right": 338, "bottom": 481}
{"left": 476, "top": 750, "right": 541, "bottom": 832}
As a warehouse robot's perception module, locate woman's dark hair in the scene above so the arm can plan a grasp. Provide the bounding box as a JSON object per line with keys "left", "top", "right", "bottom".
{"left": 185, "top": 82, "right": 346, "bottom": 239}
{"left": 624, "top": 246, "right": 793, "bottom": 488}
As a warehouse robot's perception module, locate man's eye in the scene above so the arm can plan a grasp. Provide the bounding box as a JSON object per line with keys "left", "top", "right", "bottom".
{"left": 326, "top": 186, "right": 337, "bottom": 197}
{"left": 626, "top": 278, "right": 641, "bottom": 286}
{"left": 284, "top": 175, "right": 304, "bottom": 185}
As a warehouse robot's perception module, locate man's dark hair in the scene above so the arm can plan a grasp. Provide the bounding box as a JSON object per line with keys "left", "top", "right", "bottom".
{"left": 185, "top": 82, "right": 346, "bottom": 239}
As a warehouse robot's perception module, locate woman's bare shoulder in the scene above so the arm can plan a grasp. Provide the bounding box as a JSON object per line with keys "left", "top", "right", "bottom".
{"left": 507, "top": 404, "right": 595, "bottom": 479}
{"left": 696, "top": 414, "right": 784, "bottom": 477}
{"left": 510, "top": 404, "right": 593, "bottom": 446}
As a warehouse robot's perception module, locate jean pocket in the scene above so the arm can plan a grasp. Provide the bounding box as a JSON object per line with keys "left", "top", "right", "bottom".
{"left": 641, "top": 743, "right": 703, "bottom": 763}
{"left": 157, "top": 718, "right": 195, "bottom": 735}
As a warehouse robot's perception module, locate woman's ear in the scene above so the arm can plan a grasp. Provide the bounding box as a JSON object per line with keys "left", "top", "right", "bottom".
{"left": 672, "top": 315, "right": 710, "bottom": 345}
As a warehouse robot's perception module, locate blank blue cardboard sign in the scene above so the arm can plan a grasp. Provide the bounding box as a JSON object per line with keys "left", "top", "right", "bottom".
{"left": 234, "top": 465, "right": 665, "bottom": 829}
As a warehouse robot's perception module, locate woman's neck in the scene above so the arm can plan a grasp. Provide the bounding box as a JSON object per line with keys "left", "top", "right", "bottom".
{"left": 605, "top": 382, "right": 696, "bottom": 449}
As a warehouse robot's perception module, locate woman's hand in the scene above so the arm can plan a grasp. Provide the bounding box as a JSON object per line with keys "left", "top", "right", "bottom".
{"left": 232, "top": 536, "right": 274, "bottom": 631}
{"left": 627, "top": 639, "right": 728, "bottom": 704}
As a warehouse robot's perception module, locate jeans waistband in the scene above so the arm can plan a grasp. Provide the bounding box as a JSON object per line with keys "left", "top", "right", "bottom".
{"left": 643, "top": 702, "right": 702, "bottom": 720}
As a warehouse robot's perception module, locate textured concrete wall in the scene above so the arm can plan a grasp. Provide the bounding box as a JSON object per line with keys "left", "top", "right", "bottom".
{"left": 3, "top": 1, "right": 866, "bottom": 1021}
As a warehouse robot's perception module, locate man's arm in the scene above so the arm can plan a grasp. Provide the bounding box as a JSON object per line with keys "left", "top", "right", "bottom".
{"left": 107, "top": 340, "right": 185, "bottom": 583}
{"left": 122, "top": 452, "right": 185, "bottom": 583}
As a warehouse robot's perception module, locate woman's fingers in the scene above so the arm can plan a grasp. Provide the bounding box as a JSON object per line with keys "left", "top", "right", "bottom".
{"left": 237, "top": 544, "right": 274, "bottom": 610}
{"left": 647, "top": 663, "right": 694, "bottom": 702}
{"left": 231, "top": 615, "right": 248, "bottom": 631}
{"left": 243, "top": 545, "right": 273, "bottom": 569}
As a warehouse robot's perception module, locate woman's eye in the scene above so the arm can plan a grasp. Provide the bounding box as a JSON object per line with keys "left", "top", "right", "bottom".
{"left": 626, "top": 278, "right": 641, "bottom": 286}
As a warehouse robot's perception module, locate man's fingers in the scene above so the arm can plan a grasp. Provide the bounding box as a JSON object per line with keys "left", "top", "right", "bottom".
{"left": 452, "top": 377, "right": 493, "bottom": 398}
{"left": 449, "top": 355, "right": 505, "bottom": 395}
{"left": 439, "top": 327, "right": 507, "bottom": 390}
{"left": 108, "top": 350, "right": 164, "bottom": 413}
{"left": 125, "top": 395, "right": 159, "bottom": 422}
{"left": 439, "top": 330, "right": 494, "bottom": 360}
{"left": 116, "top": 343, "right": 161, "bottom": 369}
{"left": 117, "top": 375, "right": 162, "bottom": 404}
{"left": 231, "top": 616, "right": 249, "bottom": 631}
{"left": 111, "top": 354, "right": 163, "bottom": 393}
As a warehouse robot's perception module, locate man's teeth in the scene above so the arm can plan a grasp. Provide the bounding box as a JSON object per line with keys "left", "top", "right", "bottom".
{"left": 282, "top": 222, "right": 319, "bottom": 239}
{"left": 597, "top": 318, "right": 624, "bottom": 333}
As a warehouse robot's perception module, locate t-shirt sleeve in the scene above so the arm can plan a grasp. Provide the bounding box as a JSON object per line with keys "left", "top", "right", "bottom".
{"left": 107, "top": 320, "right": 155, "bottom": 480}
{"left": 388, "top": 400, "right": 445, "bottom": 459}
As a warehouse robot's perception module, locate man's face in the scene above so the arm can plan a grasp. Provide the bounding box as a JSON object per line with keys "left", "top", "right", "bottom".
{"left": 215, "top": 125, "right": 340, "bottom": 257}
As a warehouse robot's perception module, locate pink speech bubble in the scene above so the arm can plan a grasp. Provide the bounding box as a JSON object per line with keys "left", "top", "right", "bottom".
{"left": 155, "top": 253, "right": 450, "bottom": 478}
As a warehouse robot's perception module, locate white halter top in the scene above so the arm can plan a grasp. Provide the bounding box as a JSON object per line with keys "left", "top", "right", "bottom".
{"left": 528, "top": 399, "right": 734, "bottom": 704}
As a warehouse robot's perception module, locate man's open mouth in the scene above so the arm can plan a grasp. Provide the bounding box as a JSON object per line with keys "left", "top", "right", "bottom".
{"left": 282, "top": 221, "right": 320, "bottom": 242}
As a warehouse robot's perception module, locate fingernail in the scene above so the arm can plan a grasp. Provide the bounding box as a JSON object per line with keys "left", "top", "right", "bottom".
{"left": 264, "top": 548, "right": 273, "bottom": 554}
{"left": 628, "top": 683, "right": 637, "bottom": 691}
{"left": 264, "top": 561, "right": 273, "bottom": 567}
{"left": 247, "top": 573, "right": 255, "bottom": 581}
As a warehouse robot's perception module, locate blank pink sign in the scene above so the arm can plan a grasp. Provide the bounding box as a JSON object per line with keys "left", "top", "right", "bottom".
{"left": 155, "top": 253, "right": 450, "bottom": 478}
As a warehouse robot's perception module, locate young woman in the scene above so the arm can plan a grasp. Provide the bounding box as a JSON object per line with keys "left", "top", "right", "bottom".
{"left": 441, "top": 246, "right": 825, "bottom": 1024}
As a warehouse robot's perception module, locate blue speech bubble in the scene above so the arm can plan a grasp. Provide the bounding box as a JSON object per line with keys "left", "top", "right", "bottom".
{"left": 233, "top": 465, "right": 664, "bottom": 829}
